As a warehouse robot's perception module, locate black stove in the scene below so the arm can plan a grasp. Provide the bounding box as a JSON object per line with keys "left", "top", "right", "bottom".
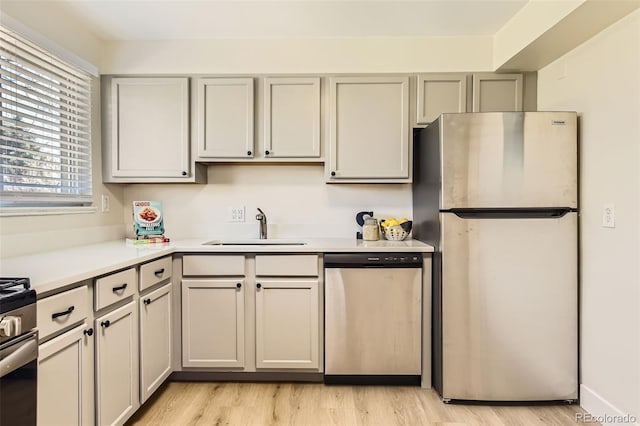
{"left": 0, "top": 277, "right": 37, "bottom": 344}
{"left": 0, "top": 277, "right": 38, "bottom": 426}
{"left": 0, "top": 278, "right": 36, "bottom": 313}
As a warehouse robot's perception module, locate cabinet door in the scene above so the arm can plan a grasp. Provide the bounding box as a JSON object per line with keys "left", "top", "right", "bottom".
{"left": 182, "top": 279, "right": 245, "bottom": 368}
{"left": 38, "top": 324, "right": 93, "bottom": 426}
{"left": 416, "top": 73, "right": 467, "bottom": 125}
{"left": 95, "top": 300, "right": 138, "bottom": 426}
{"left": 472, "top": 73, "right": 523, "bottom": 112}
{"left": 255, "top": 279, "right": 319, "bottom": 369}
{"left": 263, "top": 77, "right": 320, "bottom": 158}
{"left": 196, "top": 78, "right": 254, "bottom": 158}
{"left": 328, "top": 76, "right": 410, "bottom": 181}
{"left": 110, "top": 77, "right": 190, "bottom": 178}
{"left": 139, "top": 283, "right": 172, "bottom": 403}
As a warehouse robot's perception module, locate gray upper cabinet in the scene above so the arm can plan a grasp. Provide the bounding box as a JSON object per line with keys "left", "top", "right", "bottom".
{"left": 416, "top": 73, "right": 467, "bottom": 125}
{"left": 328, "top": 76, "right": 410, "bottom": 182}
{"left": 195, "top": 78, "right": 254, "bottom": 159}
{"left": 472, "top": 73, "right": 523, "bottom": 112}
{"left": 263, "top": 77, "right": 321, "bottom": 159}
{"left": 103, "top": 77, "right": 202, "bottom": 182}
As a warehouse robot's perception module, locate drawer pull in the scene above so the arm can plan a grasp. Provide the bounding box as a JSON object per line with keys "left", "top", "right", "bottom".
{"left": 154, "top": 268, "right": 165, "bottom": 277}
{"left": 236, "top": 283, "right": 242, "bottom": 289}
{"left": 84, "top": 328, "right": 94, "bottom": 336}
{"left": 256, "top": 283, "right": 262, "bottom": 289}
{"left": 51, "top": 306, "right": 75, "bottom": 320}
{"left": 143, "top": 298, "right": 152, "bottom": 305}
{"left": 112, "top": 283, "right": 128, "bottom": 292}
{"left": 100, "top": 320, "right": 111, "bottom": 328}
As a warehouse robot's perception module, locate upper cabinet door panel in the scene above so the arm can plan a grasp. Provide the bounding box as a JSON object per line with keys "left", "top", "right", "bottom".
{"left": 328, "top": 76, "right": 410, "bottom": 181}
{"left": 472, "top": 73, "right": 523, "bottom": 112}
{"left": 111, "top": 78, "right": 190, "bottom": 178}
{"left": 196, "top": 78, "right": 254, "bottom": 158}
{"left": 264, "top": 77, "right": 321, "bottom": 158}
{"left": 417, "top": 73, "right": 467, "bottom": 125}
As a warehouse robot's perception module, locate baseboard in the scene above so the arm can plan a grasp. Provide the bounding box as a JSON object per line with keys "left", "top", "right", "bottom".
{"left": 171, "top": 371, "right": 324, "bottom": 383}
{"left": 579, "top": 384, "right": 638, "bottom": 425}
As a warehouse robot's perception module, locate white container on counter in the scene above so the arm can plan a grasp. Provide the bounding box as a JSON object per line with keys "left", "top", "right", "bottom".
{"left": 362, "top": 218, "right": 380, "bottom": 241}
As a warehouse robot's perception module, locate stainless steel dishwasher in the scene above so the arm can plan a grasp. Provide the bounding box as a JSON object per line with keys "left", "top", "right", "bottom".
{"left": 324, "top": 253, "right": 422, "bottom": 385}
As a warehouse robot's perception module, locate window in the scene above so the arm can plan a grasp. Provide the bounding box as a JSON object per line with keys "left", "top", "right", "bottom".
{"left": 0, "top": 26, "right": 92, "bottom": 208}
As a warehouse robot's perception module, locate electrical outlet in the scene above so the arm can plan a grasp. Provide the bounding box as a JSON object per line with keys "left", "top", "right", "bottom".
{"left": 101, "top": 194, "right": 110, "bottom": 213}
{"left": 602, "top": 203, "right": 615, "bottom": 228}
{"left": 228, "top": 206, "right": 245, "bottom": 222}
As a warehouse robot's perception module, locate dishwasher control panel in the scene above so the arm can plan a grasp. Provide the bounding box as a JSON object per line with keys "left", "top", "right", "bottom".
{"left": 324, "top": 253, "right": 423, "bottom": 268}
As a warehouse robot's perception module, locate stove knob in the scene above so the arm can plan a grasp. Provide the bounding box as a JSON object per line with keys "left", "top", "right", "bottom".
{"left": 0, "top": 316, "right": 21, "bottom": 337}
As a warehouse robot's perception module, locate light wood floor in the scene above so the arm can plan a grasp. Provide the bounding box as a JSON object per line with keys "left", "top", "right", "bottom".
{"left": 127, "top": 381, "right": 586, "bottom": 426}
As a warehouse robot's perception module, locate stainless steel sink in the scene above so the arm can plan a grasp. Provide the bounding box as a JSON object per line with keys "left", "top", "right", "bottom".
{"left": 203, "top": 239, "right": 307, "bottom": 246}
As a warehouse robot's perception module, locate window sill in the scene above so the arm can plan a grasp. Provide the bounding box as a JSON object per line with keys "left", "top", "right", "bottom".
{"left": 0, "top": 206, "right": 98, "bottom": 217}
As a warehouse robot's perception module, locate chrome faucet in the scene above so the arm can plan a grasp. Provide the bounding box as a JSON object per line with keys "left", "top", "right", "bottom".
{"left": 256, "top": 208, "right": 267, "bottom": 239}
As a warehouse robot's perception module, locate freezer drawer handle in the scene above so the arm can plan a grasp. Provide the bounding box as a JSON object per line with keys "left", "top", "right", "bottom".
{"left": 449, "top": 207, "right": 573, "bottom": 219}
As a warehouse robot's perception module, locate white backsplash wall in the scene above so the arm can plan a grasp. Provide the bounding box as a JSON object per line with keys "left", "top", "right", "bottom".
{"left": 123, "top": 164, "right": 412, "bottom": 240}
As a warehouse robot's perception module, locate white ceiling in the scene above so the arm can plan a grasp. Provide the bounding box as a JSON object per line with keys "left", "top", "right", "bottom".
{"left": 47, "top": 0, "right": 529, "bottom": 40}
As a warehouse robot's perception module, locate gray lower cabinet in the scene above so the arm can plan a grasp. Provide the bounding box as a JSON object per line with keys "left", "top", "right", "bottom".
{"left": 36, "top": 285, "right": 93, "bottom": 426}
{"left": 181, "top": 279, "right": 246, "bottom": 368}
{"left": 95, "top": 300, "right": 139, "bottom": 426}
{"left": 37, "top": 323, "right": 93, "bottom": 426}
{"left": 180, "top": 254, "right": 323, "bottom": 372}
{"left": 139, "top": 283, "right": 173, "bottom": 403}
{"left": 255, "top": 279, "right": 319, "bottom": 369}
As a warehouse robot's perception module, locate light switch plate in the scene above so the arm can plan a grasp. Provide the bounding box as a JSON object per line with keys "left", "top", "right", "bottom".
{"left": 602, "top": 203, "right": 615, "bottom": 228}
{"left": 101, "top": 194, "right": 110, "bottom": 213}
{"left": 228, "top": 206, "right": 245, "bottom": 222}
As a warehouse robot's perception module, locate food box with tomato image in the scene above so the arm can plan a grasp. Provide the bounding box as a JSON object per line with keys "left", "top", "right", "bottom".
{"left": 133, "top": 200, "right": 165, "bottom": 237}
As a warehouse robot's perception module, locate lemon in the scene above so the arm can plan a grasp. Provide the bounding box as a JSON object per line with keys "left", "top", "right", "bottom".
{"left": 386, "top": 218, "right": 399, "bottom": 227}
{"left": 399, "top": 218, "right": 409, "bottom": 224}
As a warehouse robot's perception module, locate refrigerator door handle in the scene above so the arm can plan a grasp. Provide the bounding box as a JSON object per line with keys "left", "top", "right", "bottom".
{"left": 447, "top": 207, "right": 574, "bottom": 219}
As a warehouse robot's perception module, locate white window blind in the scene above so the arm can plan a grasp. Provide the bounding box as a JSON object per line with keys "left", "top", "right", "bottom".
{"left": 0, "top": 25, "right": 92, "bottom": 207}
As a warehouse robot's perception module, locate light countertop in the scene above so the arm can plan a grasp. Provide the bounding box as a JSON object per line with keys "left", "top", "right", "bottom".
{"left": 0, "top": 238, "right": 434, "bottom": 296}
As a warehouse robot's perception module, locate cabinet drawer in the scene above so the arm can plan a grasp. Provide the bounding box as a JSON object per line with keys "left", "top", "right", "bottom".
{"left": 255, "top": 255, "right": 318, "bottom": 276}
{"left": 140, "top": 256, "right": 173, "bottom": 292}
{"left": 37, "top": 286, "right": 89, "bottom": 340}
{"left": 94, "top": 267, "right": 136, "bottom": 311}
{"left": 182, "top": 255, "right": 245, "bottom": 276}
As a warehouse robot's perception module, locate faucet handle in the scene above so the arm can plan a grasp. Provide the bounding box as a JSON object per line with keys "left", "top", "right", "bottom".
{"left": 256, "top": 207, "right": 266, "bottom": 220}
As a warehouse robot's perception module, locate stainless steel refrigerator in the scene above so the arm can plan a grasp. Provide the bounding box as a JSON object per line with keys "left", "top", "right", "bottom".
{"left": 413, "top": 112, "right": 578, "bottom": 402}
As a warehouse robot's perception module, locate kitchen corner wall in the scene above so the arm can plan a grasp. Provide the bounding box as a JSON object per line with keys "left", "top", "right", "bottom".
{"left": 122, "top": 165, "right": 412, "bottom": 240}
{"left": 0, "top": 77, "right": 127, "bottom": 258}
{"left": 0, "top": 7, "right": 127, "bottom": 258}
{"left": 538, "top": 10, "right": 640, "bottom": 423}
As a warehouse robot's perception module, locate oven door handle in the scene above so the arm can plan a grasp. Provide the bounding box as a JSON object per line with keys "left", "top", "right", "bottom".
{"left": 0, "top": 334, "right": 38, "bottom": 379}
